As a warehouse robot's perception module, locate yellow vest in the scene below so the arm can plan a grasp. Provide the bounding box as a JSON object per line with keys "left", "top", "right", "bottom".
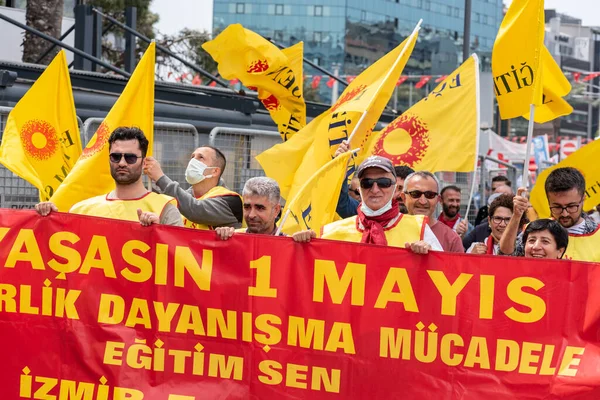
{"left": 321, "top": 214, "right": 427, "bottom": 248}
{"left": 563, "top": 227, "right": 600, "bottom": 263}
{"left": 183, "top": 186, "right": 242, "bottom": 230}
{"left": 70, "top": 192, "right": 176, "bottom": 222}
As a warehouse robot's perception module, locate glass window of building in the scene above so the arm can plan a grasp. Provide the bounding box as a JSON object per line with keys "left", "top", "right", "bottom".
{"left": 314, "top": 5, "right": 323, "bottom": 16}
{"left": 454, "top": 7, "right": 459, "bottom": 17}
{"left": 361, "top": 10, "right": 366, "bottom": 20}
{"left": 275, "top": 4, "right": 284, "bottom": 15}
{"left": 314, "top": 31, "right": 322, "bottom": 43}
{"left": 236, "top": 3, "right": 245, "bottom": 14}
{"left": 446, "top": 5, "right": 452, "bottom": 15}
{"left": 274, "top": 30, "right": 284, "bottom": 41}
{"left": 474, "top": 12, "right": 480, "bottom": 23}
{"left": 424, "top": 0, "right": 430, "bottom": 11}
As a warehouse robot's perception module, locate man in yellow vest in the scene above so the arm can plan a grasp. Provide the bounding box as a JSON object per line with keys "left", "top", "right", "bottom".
{"left": 35, "top": 127, "right": 182, "bottom": 226}
{"left": 145, "top": 146, "right": 243, "bottom": 230}
{"left": 215, "top": 177, "right": 283, "bottom": 240}
{"left": 499, "top": 167, "right": 600, "bottom": 262}
{"left": 292, "top": 156, "right": 442, "bottom": 253}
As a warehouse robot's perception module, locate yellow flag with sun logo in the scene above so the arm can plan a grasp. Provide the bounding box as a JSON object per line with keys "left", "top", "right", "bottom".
{"left": 50, "top": 42, "right": 156, "bottom": 212}
{"left": 203, "top": 24, "right": 306, "bottom": 141}
{"left": 359, "top": 54, "right": 479, "bottom": 172}
{"left": 0, "top": 50, "right": 82, "bottom": 201}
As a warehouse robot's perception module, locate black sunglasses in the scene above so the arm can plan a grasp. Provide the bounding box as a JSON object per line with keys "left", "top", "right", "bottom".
{"left": 360, "top": 178, "right": 394, "bottom": 189}
{"left": 405, "top": 190, "right": 438, "bottom": 199}
{"left": 351, "top": 189, "right": 360, "bottom": 196}
{"left": 109, "top": 152, "right": 142, "bottom": 165}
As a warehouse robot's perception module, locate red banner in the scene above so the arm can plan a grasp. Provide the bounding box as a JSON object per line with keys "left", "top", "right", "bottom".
{"left": 1, "top": 210, "right": 600, "bottom": 399}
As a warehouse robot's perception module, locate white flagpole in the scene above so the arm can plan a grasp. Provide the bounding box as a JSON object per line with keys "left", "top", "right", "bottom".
{"left": 464, "top": 53, "right": 480, "bottom": 221}
{"left": 347, "top": 19, "right": 422, "bottom": 143}
{"left": 521, "top": 104, "right": 536, "bottom": 189}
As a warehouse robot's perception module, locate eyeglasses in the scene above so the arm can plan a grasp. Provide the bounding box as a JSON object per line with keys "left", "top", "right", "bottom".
{"left": 109, "top": 153, "right": 142, "bottom": 164}
{"left": 405, "top": 190, "right": 438, "bottom": 200}
{"left": 491, "top": 216, "right": 511, "bottom": 225}
{"left": 360, "top": 177, "right": 394, "bottom": 189}
{"left": 351, "top": 189, "right": 360, "bottom": 196}
{"left": 549, "top": 200, "right": 583, "bottom": 215}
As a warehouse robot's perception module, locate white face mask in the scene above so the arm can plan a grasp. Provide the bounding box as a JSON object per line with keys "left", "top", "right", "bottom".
{"left": 360, "top": 187, "right": 396, "bottom": 217}
{"left": 185, "top": 158, "right": 215, "bottom": 185}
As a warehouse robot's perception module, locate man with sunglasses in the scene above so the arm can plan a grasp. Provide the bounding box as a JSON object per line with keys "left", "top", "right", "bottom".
{"left": 402, "top": 172, "right": 464, "bottom": 252}
{"left": 334, "top": 140, "right": 414, "bottom": 218}
{"left": 35, "top": 127, "right": 183, "bottom": 226}
{"left": 499, "top": 167, "right": 600, "bottom": 261}
{"left": 295, "top": 156, "right": 442, "bottom": 253}
{"left": 145, "top": 146, "right": 243, "bottom": 230}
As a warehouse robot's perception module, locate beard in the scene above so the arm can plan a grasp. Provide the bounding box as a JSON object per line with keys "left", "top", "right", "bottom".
{"left": 399, "top": 204, "right": 408, "bottom": 214}
{"left": 443, "top": 203, "right": 459, "bottom": 218}
{"left": 110, "top": 164, "right": 142, "bottom": 185}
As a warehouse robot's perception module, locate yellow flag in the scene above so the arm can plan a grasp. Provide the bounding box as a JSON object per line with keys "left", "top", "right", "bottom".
{"left": 50, "top": 42, "right": 156, "bottom": 211}
{"left": 530, "top": 140, "right": 600, "bottom": 218}
{"left": 523, "top": 46, "right": 573, "bottom": 123}
{"left": 280, "top": 151, "right": 354, "bottom": 236}
{"left": 257, "top": 24, "right": 420, "bottom": 201}
{"left": 202, "top": 24, "right": 306, "bottom": 141}
{"left": 492, "top": 0, "right": 545, "bottom": 119}
{"left": 359, "top": 55, "right": 479, "bottom": 172}
{"left": 0, "top": 50, "right": 82, "bottom": 201}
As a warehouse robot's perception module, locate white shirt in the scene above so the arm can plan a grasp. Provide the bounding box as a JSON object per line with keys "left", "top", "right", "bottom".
{"left": 423, "top": 225, "right": 443, "bottom": 251}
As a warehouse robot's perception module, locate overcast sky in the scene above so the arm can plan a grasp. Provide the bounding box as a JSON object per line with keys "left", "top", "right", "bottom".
{"left": 151, "top": 0, "right": 600, "bottom": 36}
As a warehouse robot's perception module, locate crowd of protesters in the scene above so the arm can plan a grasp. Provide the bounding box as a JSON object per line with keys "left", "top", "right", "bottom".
{"left": 34, "top": 127, "right": 599, "bottom": 263}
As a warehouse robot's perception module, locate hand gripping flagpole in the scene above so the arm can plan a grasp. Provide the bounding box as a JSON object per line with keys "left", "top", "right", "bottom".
{"left": 275, "top": 148, "right": 360, "bottom": 236}
{"left": 346, "top": 19, "right": 423, "bottom": 144}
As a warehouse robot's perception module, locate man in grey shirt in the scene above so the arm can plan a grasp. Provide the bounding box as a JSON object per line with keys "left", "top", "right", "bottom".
{"left": 145, "top": 146, "right": 243, "bottom": 230}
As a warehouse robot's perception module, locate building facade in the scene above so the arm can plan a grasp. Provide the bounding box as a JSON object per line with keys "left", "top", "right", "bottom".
{"left": 544, "top": 9, "right": 600, "bottom": 139}
{"left": 213, "top": 0, "right": 502, "bottom": 105}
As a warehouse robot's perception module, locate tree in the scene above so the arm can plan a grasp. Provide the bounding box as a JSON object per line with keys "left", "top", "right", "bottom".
{"left": 22, "top": 0, "right": 65, "bottom": 64}
{"left": 156, "top": 28, "right": 217, "bottom": 82}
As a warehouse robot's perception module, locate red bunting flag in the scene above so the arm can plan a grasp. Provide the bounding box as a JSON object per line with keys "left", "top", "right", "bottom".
{"left": 396, "top": 76, "right": 408, "bottom": 87}
{"left": 346, "top": 75, "right": 356, "bottom": 83}
{"left": 326, "top": 77, "right": 335, "bottom": 88}
{"left": 573, "top": 72, "right": 581, "bottom": 83}
{"left": 415, "top": 75, "right": 431, "bottom": 89}
{"left": 311, "top": 75, "right": 322, "bottom": 89}
{"left": 583, "top": 72, "right": 600, "bottom": 82}
{"left": 209, "top": 80, "right": 217, "bottom": 87}
{"left": 435, "top": 75, "right": 447, "bottom": 83}
{"left": 181, "top": 73, "right": 189, "bottom": 80}
{"left": 229, "top": 78, "right": 240, "bottom": 86}
{"left": 191, "top": 75, "right": 202, "bottom": 85}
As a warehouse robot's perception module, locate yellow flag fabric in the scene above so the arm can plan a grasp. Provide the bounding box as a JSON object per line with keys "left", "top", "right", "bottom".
{"left": 522, "top": 46, "right": 573, "bottom": 123}
{"left": 530, "top": 140, "right": 600, "bottom": 218}
{"left": 202, "top": 24, "right": 306, "bottom": 141}
{"left": 358, "top": 55, "right": 479, "bottom": 172}
{"left": 0, "top": 50, "right": 82, "bottom": 201}
{"left": 50, "top": 42, "right": 156, "bottom": 212}
{"left": 257, "top": 26, "right": 419, "bottom": 201}
{"left": 280, "top": 151, "right": 354, "bottom": 236}
{"left": 492, "top": 0, "right": 545, "bottom": 119}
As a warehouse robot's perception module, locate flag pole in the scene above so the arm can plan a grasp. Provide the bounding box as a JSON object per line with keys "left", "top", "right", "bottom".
{"left": 464, "top": 53, "right": 480, "bottom": 223}
{"left": 347, "top": 19, "right": 423, "bottom": 143}
{"left": 521, "top": 104, "right": 536, "bottom": 189}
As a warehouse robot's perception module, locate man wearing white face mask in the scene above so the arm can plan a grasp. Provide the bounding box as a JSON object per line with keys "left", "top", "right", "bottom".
{"left": 292, "top": 156, "right": 442, "bottom": 253}
{"left": 145, "top": 146, "right": 243, "bottom": 229}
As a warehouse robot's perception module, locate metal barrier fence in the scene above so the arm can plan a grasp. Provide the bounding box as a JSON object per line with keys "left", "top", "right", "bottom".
{"left": 208, "top": 127, "right": 281, "bottom": 194}
{"left": 0, "top": 107, "right": 199, "bottom": 208}
{"left": 0, "top": 106, "right": 84, "bottom": 209}
{"left": 82, "top": 118, "right": 200, "bottom": 191}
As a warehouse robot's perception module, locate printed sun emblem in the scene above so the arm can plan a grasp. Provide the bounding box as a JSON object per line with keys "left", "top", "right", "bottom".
{"left": 261, "top": 94, "right": 281, "bottom": 111}
{"left": 20, "top": 120, "right": 59, "bottom": 161}
{"left": 331, "top": 85, "right": 367, "bottom": 113}
{"left": 372, "top": 114, "right": 430, "bottom": 167}
{"left": 81, "top": 122, "right": 110, "bottom": 159}
{"left": 247, "top": 59, "right": 269, "bottom": 74}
